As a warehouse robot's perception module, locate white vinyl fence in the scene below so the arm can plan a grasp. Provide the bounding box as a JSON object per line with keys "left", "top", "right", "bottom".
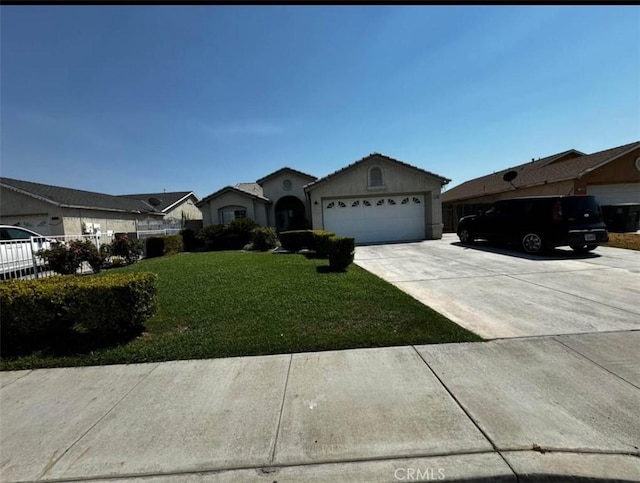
{"left": 136, "top": 228, "right": 181, "bottom": 240}
{"left": 0, "top": 233, "right": 115, "bottom": 281}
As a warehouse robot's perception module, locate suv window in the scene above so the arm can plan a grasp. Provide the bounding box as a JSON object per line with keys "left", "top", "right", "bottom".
{"left": 562, "top": 196, "right": 602, "bottom": 221}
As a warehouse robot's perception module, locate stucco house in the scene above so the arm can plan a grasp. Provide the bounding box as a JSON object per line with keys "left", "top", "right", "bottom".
{"left": 0, "top": 177, "right": 201, "bottom": 236}
{"left": 198, "top": 153, "right": 450, "bottom": 244}
{"left": 442, "top": 141, "right": 640, "bottom": 232}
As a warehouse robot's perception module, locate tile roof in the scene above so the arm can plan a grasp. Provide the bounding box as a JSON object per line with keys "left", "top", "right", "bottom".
{"left": 234, "top": 183, "right": 265, "bottom": 198}
{"left": 256, "top": 167, "right": 317, "bottom": 185}
{"left": 118, "top": 191, "right": 198, "bottom": 213}
{"left": 304, "top": 153, "right": 451, "bottom": 192}
{"left": 442, "top": 141, "right": 640, "bottom": 203}
{"left": 0, "top": 177, "right": 164, "bottom": 215}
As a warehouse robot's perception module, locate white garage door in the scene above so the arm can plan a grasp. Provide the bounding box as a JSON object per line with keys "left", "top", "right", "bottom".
{"left": 587, "top": 184, "right": 640, "bottom": 205}
{"left": 323, "top": 194, "right": 425, "bottom": 244}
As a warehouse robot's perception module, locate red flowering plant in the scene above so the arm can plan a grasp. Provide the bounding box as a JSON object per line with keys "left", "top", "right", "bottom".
{"left": 37, "top": 239, "right": 104, "bottom": 275}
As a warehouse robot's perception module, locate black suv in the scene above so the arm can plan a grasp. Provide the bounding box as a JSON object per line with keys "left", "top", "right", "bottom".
{"left": 457, "top": 195, "right": 609, "bottom": 254}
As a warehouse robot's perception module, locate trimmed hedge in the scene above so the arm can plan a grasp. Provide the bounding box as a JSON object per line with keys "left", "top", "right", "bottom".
{"left": 279, "top": 230, "right": 314, "bottom": 252}
{"left": 0, "top": 272, "right": 158, "bottom": 356}
{"left": 146, "top": 235, "right": 183, "bottom": 258}
{"left": 328, "top": 236, "right": 355, "bottom": 271}
{"left": 312, "top": 230, "right": 335, "bottom": 258}
{"left": 280, "top": 230, "right": 337, "bottom": 256}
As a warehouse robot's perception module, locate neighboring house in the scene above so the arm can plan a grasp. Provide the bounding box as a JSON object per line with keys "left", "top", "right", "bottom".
{"left": 117, "top": 191, "right": 202, "bottom": 228}
{"left": 0, "top": 177, "right": 169, "bottom": 236}
{"left": 198, "top": 153, "right": 450, "bottom": 244}
{"left": 442, "top": 141, "right": 640, "bottom": 232}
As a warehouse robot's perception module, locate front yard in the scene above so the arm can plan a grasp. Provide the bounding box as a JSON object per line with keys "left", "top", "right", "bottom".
{"left": 1, "top": 251, "right": 481, "bottom": 370}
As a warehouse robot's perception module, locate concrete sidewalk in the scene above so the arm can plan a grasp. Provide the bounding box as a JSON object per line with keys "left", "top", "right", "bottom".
{"left": 1, "top": 331, "right": 639, "bottom": 482}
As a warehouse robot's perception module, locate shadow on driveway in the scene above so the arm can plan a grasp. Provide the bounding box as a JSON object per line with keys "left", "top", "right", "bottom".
{"left": 450, "top": 241, "right": 602, "bottom": 261}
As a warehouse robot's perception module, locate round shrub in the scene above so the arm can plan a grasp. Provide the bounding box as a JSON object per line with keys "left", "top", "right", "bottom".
{"left": 251, "top": 227, "right": 278, "bottom": 251}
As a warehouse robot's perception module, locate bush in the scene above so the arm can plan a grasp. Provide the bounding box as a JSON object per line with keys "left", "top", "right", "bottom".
{"left": 312, "top": 230, "right": 335, "bottom": 258}
{"left": 197, "top": 219, "right": 259, "bottom": 251}
{"left": 279, "top": 230, "right": 314, "bottom": 252}
{"left": 145, "top": 235, "right": 183, "bottom": 258}
{"left": 180, "top": 228, "right": 201, "bottom": 252}
{"left": 197, "top": 224, "right": 227, "bottom": 251}
{"left": 37, "top": 239, "right": 104, "bottom": 275}
{"left": 0, "top": 272, "right": 157, "bottom": 356}
{"left": 226, "top": 217, "right": 257, "bottom": 247}
{"left": 107, "top": 235, "right": 144, "bottom": 264}
{"left": 251, "top": 227, "right": 279, "bottom": 251}
{"left": 327, "top": 236, "right": 355, "bottom": 272}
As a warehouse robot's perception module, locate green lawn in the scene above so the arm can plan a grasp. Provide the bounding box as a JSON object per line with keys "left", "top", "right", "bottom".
{"left": 1, "top": 251, "right": 481, "bottom": 370}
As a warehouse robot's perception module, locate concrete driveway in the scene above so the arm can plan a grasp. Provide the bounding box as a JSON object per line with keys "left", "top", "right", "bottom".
{"left": 355, "top": 234, "right": 640, "bottom": 339}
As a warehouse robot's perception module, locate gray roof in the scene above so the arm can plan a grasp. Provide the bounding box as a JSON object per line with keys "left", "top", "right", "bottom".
{"left": 118, "top": 191, "right": 198, "bottom": 213}
{"left": 0, "top": 177, "right": 164, "bottom": 215}
{"left": 442, "top": 141, "right": 640, "bottom": 203}
{"left": 304, "top": 153, "right": 451, "bottom": 192}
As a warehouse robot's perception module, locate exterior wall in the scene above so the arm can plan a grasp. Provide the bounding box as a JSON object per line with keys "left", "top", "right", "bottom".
{"left": 163, "top": 195, "right": 203, "bottom": 222}
{"left": 306, "top": 157, "right": 445, "bottom": 239}
{"left": 200, "top": 191, "right": 269, "bottom": 227}
{"left": 0, "top": 188, "right": 64, "bottom": 235}
{"left": 576, "top": 148, "right": 640, "bottom": 194}
{"left": 61, "top": 208, "right": 163, "bottom": 236}
{"left": 260, "top": 172, "right": 315, "bottom": 228}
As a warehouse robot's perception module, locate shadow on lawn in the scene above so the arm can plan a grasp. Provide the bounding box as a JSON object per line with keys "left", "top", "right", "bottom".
{"left": 1, "top": 328, "right": 141, "bottom": 360}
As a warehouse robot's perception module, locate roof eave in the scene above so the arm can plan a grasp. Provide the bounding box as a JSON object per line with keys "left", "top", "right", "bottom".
{"left": 0, "top": 183, "right": 61, "bottom": 207}
{"left": 162, "top": 192, "right": 199, "bottom": 213}
{"left": 197, "top": 187, "right": 269, "bottom": 207}
{"left": 577, "top": 143, "right": 640, "bottom": 179}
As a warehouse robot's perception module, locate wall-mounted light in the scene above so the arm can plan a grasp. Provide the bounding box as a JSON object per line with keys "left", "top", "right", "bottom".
{"left": 314, "top": 201, "right": 318, "bottom": 205}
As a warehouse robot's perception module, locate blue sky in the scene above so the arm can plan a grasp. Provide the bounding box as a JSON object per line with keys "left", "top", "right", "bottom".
{"left": 2, "top": 6, "right": 639, "bottom": 199}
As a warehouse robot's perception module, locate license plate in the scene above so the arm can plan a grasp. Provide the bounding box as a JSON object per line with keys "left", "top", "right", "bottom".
{"left": 585, "top": 234, "right": 596, "bottom": 241}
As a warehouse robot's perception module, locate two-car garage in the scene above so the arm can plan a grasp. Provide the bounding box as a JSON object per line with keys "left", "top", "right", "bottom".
{"left": 322, "top": 194, "right": 426, "bottom": 244}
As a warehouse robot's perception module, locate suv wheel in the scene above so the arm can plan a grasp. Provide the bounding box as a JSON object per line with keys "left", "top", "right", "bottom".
{"left": 570, "top": 244, "right": 597, "bottom": 253}
{"left": 522, "top": 233, "right": 543, "bottom": 254}
{"left": 458, "top": 227, "right": 474, "bottom": 244}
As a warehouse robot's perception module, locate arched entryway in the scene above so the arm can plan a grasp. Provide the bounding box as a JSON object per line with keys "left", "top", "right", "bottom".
{"left": 275, "top": 196, "right": 306, "bottom": 232}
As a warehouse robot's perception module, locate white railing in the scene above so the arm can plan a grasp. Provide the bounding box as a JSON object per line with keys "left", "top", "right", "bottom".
{"left": 136, "top": 228, "right": 181, "bottom": 240}
{"left": 0, "top": 233, "right": 115, "bottom": 281}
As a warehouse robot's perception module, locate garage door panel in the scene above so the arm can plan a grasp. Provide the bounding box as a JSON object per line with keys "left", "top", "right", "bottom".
{"left": 323, "top": 195, "right": 425, "bottom": 244}
{"left": 587, "top": 184, "right": 640, "bottom": 205}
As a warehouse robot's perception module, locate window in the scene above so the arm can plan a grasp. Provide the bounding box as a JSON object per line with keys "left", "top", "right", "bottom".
{"left": 368, "top": 166, "right": 384, "bottom": 188}
{"left": 220, "top": 208, "right": 247, "bottom": 224}
{"left": 282, "top": 179, "right": 293, "bottom": 191}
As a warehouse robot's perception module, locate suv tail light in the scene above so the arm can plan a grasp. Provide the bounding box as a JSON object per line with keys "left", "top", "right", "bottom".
{"left": 552, "top": 201, "right": 563, "bottom": 222}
